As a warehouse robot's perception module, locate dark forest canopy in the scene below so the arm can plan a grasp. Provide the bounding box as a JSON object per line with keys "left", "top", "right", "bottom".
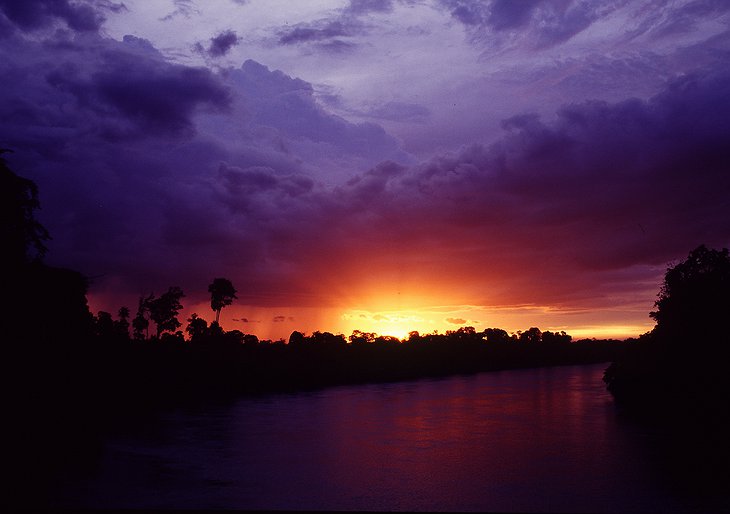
{"left": 604, "top": 244, "right": 730, "bottom": 420}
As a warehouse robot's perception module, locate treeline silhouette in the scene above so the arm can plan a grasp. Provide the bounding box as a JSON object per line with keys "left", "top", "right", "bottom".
{"left": 82, "top": 309, "right": 626, "bottom": 399}
{"left": 1, "top": 148, "right": 628, "bottom": 402}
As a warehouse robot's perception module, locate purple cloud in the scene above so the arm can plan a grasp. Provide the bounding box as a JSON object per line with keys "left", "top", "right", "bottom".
{"left": 0, "top": 0, "right": 118, "bottom": 32}
{"left": 160, "top": 0, "right": 198, "bottom": 22}
{"left": 42, "top": 38, "right": 230, "bottom": 138}
{"left": 488, "top": 0, "right": 541, "bottom": 29}
{"left": 439, "top": 0, "right": 606, "bottom": 49}
{"left": 2, "top": 7, "right": 729, "bottom": 337}
{"left": 278, "top": 20, "right": 359, "bottom": 45}
{"left": 346, "top": 0, "right": 394, "bottom": 15}
{"left": 207, "top": 30, "right": 240, "bottom": 57}
{"left": 366, "top": 102, "right": 431, "bottom": 123}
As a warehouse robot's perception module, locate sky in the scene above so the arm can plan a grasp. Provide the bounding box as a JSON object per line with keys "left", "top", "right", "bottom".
{"left": 1, "top": 0, "right": 729, "bottom": 341}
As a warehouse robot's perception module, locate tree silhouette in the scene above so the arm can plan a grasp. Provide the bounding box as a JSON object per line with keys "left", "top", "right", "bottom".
{"left": 132, "top": 295, "right": 151, "bottom": 340}
{"left": 95, "top": 311, "right": 114, "bottom": 339}
{"left": 289, "top": 330, "right": 305, "bottom": 346}
{"left": 650, "top": 244, "right": 730, "bottom": 344}
{"left": 2, "top": 150, "right": 91, "bottom": 343}
{"left": 605, "top": 245, "right": 730, "bottom": 410}
{"left": 208, "top": 278, "right": 237, "bottom": 325}
{"left": 519, "top": 327, "right": 542, "bottom": 344}
{"left": 186, "top": 313, "right": 208, "bottom": 342}
{"left": 114, "top": 306, "right": 131, "bottom": 340}
{"left": 483, "top": 328, "right": 511, "bottom": 344}
{"left": 1, "top": 149, "right": 50, "bottom": 265}
{"left": 148, "top": 286, "right": 185, "bottom": 338}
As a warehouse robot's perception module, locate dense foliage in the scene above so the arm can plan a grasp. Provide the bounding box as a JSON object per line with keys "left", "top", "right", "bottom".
{"left": 604, "top": 245, "right": 730, "bottom": 420}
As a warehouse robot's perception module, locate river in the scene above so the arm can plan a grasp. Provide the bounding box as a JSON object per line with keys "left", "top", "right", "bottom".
{"left": 50, "top": 363, "right": 726, "bottom": 511}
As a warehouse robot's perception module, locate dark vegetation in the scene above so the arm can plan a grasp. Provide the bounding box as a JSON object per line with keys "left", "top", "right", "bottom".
{"left": 603, "top": 244, "right": 730, "bottom": 497}
{"left": 604, "top": 244, "right": 730, "bottom": 417}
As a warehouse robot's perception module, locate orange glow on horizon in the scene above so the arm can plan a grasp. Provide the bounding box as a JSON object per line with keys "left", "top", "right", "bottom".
{"left": 87, "top": 288, "right": 655, "bottom": 342}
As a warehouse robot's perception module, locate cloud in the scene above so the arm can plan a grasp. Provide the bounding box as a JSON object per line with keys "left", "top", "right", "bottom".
{"left": 436, "top": 0, "right": 611, "bottom": 50}
{"left": 207, "top": 30, "right": 240, "bottom": 57}
{"left": 228, "top": 60, "right": 405, "bottom": 162}
{"left": 273, "top": 1, "right": 396, "bottom": 52}
{"left": 440, "top": 0, "right": 730, "bottom": 52}
{"left": 0, "top": 26, "right": 410, "bottom": 309}
{"left": 640, "top": 0, "right": 730, "bottom": 38}
{"left": 345, "top": 0, "right": 394, "bottom": 15}
{"left": 36, "top": 35, "right": 230, "bottom": 139}
{"left": 446, "top": 317, "right": 467, "bottom": 325}
{"left": 0, "top": 0, "right": 121, "bottom": 32}
{"left": 277, "top": 19, "right": 361, "bottom": 46}
{"left": 291, "top": 65, "right": 730, "bottom": 308}
{"left": 3, "top": 11, "right": 729, "bottom": 328}
{"left": 487, "top": 0, "right": 541, "bottom": 30}
{"left": 365, "top": 101, "right": 431, "bottom": 123}
{"left": 160, "top": 0, "right": 199, "bottom": 22}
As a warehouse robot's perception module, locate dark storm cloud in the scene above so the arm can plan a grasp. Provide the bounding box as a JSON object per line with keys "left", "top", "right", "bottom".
{"left": 207, "top": 30, "right": 240, "bottom": 57}
{"left": 0, "top": 22, "right": 408, "bottom": 307}
{"left": 0, "top": 0, "right": 122, "bottom": 32}
{"left": 43, "top": 37, "right": 230, "bottom": 138}
{"left": 438, "top": 0, "right": 607, "bottom": 49}
{"left": 91, "top": 64, "right": 229, "bottom": 137}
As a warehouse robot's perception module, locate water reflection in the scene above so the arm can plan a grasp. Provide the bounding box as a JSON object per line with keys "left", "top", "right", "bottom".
{"left": 52, "top": 364, "right": 725, "bottom": 511}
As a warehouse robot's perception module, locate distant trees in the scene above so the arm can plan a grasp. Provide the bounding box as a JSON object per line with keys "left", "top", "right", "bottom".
{"left": 519, "top": 327, "right": 542, "bottom": 344}
{"left": 349, "top": 330, "right": 376, "bottom": 345}
{"left": 208, "top": 278, "right": 237, "bottom": 325}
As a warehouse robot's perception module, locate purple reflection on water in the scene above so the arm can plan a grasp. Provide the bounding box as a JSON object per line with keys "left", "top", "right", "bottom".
{"left": 54, "top": 364, "right": 708, "bottom": 511}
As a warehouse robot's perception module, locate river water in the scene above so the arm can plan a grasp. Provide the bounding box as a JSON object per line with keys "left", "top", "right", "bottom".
{"left": 51, "top": 364, "right": 726, "bottom": 511}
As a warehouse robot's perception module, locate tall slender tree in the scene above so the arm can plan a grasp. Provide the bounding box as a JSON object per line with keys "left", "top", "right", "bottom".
{"left": 208, "top": 278, "right": 237, "bottom": 325}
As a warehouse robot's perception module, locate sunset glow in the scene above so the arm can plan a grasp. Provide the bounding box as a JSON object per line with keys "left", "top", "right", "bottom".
{"left": 4, "top": 0, "right": 730, "bottom": 342}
